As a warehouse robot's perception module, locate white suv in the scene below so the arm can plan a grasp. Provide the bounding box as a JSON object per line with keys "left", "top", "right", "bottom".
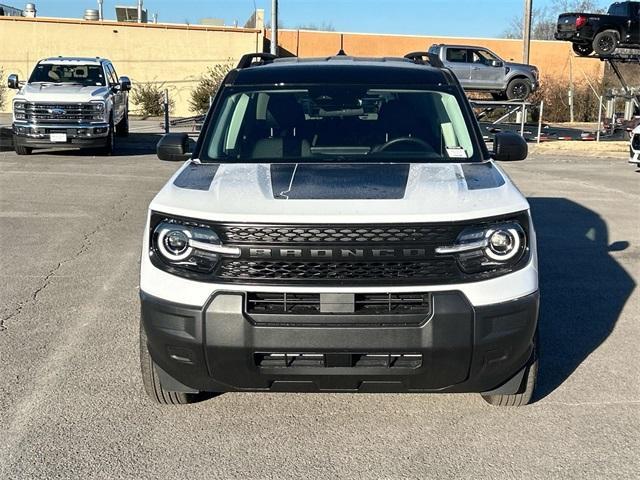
{"left": 140, "top": 53, "right": 539, "bottom": 407}
{"left": 630, "top": 125, "right": 640, "bottom": 167}
{"left": 7, "top": 57, "right": 130, "bottom": 155}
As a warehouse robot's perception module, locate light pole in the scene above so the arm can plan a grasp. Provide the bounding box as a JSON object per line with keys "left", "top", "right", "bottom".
{"left": 97, "top": 0, "right": 103, "bottom": 21}
{"left": 523, "top": 0, "right": 533, "bottom": 64}
{"left": 270, "top": 0, "right": 278, "bottom": 55}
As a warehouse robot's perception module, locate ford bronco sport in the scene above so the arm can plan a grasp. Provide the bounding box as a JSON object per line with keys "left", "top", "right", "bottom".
{"left": 140, "top": 52, "right": 539, "bottom": 407}
{"left": 7, "top": 57, "right": 131, "bottom": 155}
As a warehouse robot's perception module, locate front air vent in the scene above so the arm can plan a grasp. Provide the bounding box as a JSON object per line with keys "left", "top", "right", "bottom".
{"left": 246, "top": 292, "right": 431, "bottom": 315}
{"left": 255, "top": 352, "right": 423, "bottom": 369}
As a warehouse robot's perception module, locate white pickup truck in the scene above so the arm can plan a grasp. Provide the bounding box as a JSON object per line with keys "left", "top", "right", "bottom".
{"left": 7, "top": 57, "right": 130, "bottom": 155}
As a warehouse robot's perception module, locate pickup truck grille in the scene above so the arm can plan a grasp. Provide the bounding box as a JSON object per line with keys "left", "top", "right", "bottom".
{"left": 632, "top": 133, "right": 640, "bottom": 150}
{"left": 15, "top": 102, "right": 103, "bottom": 124}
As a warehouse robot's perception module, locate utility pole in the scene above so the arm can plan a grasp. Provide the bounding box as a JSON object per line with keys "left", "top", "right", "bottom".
{"left": 270, "top": 0, "right": 278, "bottom": 55}
{"left": 523, "top": 0, "right": 533, "bottom": 64}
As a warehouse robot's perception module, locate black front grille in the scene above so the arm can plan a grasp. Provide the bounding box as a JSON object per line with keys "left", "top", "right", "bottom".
{"left": 220, "top": 259, "right": 458, "bottom": 284}
{"left": 632, "top": 134, "right": 640, "bottom": 150}
{"left": 246, "top": 292, "right": 431, "bottom": 315}
{"left": 217, "top": 224, "right": 458, "bottom": 244}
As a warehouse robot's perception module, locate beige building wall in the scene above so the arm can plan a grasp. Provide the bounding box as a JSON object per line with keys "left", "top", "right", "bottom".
{"left": 0, "top": 17, "right": 262, "bottom": 116}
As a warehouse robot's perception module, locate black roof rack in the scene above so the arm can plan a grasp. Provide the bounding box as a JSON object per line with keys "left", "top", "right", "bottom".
{"left": 237, "top": 53, "right": 277, "bottom": 69}
{"left": 404, "top": 52, "right": 444, "bottom": 68}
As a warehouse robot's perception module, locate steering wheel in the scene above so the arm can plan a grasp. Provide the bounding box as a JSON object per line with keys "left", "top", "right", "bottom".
{"left": 373, "top": 137, "right": 433, "bottom": 153}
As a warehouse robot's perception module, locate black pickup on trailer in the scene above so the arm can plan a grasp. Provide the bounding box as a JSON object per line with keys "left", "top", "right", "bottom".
{"left": 555, "top": 1, "right": 640, "bottom": 56}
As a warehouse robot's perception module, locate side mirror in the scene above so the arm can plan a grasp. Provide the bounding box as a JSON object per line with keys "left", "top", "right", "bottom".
{"left": 7, "top": 74, "right": 19, "bottom": 89}
{"left": 157, "top": 133, "right": 191, "bottom": 161}
{"left": 493, "top": 131, "right": 528, "bottom": 161}
{"left": 118, "top": 76, "right": 131, "bottom": 92}
{"left": 491, "top": 60, "right": 504, "bottom": 68}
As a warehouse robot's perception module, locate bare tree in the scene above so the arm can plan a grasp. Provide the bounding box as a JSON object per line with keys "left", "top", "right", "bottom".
{"left": 503, "top": 0, "right": 607, "bottom": 40}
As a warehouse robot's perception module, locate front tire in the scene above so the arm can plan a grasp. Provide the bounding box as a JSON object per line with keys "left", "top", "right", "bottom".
{"left": 506, "top": 78, "right": 532, "bottom": 100}
{"left": 115, "top": 107, "right": 129, "bottom": 137}
{"left": 482, "top": 342, "right": 538, "bottom": 407}
{"left": 140, "top": 322, "right": 199, "bottom": 405}
{"left": 572, "top": 43, "right": 594, "bottom": 56}
{"left": 593, "top": 30, "right": 619, "bottom": 55}
{"left": 14, "top": 144, "right": 33, "bottom": 155}
{"left": 97, "top": 119, "right": 115, "bottom": 156}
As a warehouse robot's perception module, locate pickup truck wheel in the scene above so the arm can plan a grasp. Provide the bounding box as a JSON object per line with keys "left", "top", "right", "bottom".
{"left": 572, "top": 43, "right": 593, "bottom": 56}
{"left": 15, "top": 144, "right": 33, "bottom": 155}
{"left": 506, "top": 78, "right": 532, "bottom": 100}
{"left": 115, "top": 109, "right": 129, "bottom": 137}
{"left": 97, "top": 121, "right": 115, "bottom": 156}
{"left": 593, "top": 30, "right": 619, "bottom": 55}
{"left": 140, "top": 322, "right": 202, "bottom": 405}
{"left": 482, "top": 341, "right": 538, "bottom": 407}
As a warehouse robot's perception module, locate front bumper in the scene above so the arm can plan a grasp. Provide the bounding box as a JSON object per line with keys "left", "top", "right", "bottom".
{"left": 141, "top": 289, "right": 539, "bottom": 394}
{"left": 13, "top": 122, "right": 109, "bottom": 149}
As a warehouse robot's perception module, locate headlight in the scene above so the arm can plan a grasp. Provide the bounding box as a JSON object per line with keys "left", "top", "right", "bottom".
{"left": 13, "top": 101, "right": 26, "bottom": 120}
{"left": 90, "top": 101, "right": 105, "bottom": 112}
{"left": 436, "top": 221, "right": 527, "bottom": 274}
{"left": 151, "top": 218, "right": 240, "bottom": 275}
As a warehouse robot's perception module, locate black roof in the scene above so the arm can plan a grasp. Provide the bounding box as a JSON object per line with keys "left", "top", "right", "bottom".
{"left": 228, "top": 56, "right": 454, "bottom": 86}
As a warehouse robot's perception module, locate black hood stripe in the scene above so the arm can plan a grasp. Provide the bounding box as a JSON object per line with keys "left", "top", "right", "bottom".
{"left": 270, "top": 163, "right": 410, "bottom": 200}
{"left": 173, "top": 163, "right": 219, "bottom": 190}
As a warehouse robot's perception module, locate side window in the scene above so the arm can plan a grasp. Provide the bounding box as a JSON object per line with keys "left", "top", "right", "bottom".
{"left": 104, "top": 64, "right": 118, "bottom": 86}
{"left": 471, "top": 49, "right": 497, "bottom": 65}
{"left": 446, "top": 48, "right": 468, "bottom": 63}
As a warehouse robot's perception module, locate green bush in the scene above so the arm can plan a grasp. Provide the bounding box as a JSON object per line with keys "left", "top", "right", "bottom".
{"left": 530, "top": 76, "right": 603, "bottom": 123}
{"left": 189, "top": 63, "right": 233, "bottom": 115}
{"left": 131, "top": 82, "right": 173, "bottom": 117}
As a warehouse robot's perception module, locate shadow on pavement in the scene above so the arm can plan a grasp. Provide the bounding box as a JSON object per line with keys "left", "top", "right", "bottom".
{"left": 529, "top": 197, "right": 635, "bottom": 400}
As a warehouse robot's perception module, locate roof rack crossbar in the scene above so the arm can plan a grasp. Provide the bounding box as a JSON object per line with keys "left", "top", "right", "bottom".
{"left": 237, "top": 53, "right": 277, "bottom": 69}
{"left": 404, "top": 52, "right": 444, "bottom": 68}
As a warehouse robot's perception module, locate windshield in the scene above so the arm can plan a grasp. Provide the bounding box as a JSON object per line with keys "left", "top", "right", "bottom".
{"left": 29, "top": 63, "right": 106, "bottom": 86}
{"left": 199, "top": 86, "right": 480, "bottom": 163}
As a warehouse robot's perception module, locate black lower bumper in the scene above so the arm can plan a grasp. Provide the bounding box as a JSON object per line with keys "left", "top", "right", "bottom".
{"left": 140, "top": 290, "right": 539, "bottom": 394}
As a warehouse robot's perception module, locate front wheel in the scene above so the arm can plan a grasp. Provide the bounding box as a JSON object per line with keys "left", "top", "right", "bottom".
{"left": 14, "top": 144, "right": 33, "bottom": 155}
{"left": 506, "top": 78, "right": 532, "bottom": 100}
{"left": 140, "top": 322, "right": 200, "bottom": 405}
{"left": 115, "top": 108, "right": 129, "bottom": 137}
{"left": 572, "top": 43, "right": 594, "bottom": 57}
{"left": 482, "top": 342, "right": 538, "bottom": 407}
{"left": 593, "top": 30, "right": 619, "bottom": 55}
{"left": 97, "top": 120, "right": 115, "bottom": 156}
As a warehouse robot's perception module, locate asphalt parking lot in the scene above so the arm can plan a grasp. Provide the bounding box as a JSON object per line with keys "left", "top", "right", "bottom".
{"left": 0, "top": 134, "right": 638, "bottom": 479}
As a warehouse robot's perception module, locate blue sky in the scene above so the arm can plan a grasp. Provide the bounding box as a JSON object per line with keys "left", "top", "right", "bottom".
{"left": 33, "top": 0, "right": 598, "bottom": 38}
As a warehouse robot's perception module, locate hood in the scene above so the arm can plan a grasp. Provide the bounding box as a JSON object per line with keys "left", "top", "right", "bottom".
{"left": 150, "top": 161, "right": 530, "bottom": 224}
{"left": 505, "top": 61, "right": 536, "bottom": 71}
{"left": 17, "top": 83, "right": 109, "bottom": 103}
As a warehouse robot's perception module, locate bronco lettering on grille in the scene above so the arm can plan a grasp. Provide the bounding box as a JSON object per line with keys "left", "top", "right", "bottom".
{"left": 247, "top": 247, "right": 428, "bottom": 259}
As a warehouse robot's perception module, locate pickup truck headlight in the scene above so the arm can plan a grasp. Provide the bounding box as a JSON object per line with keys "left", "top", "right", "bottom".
{"left": 150, "top": 217, "right": 240, "bottom": 275}
{"left": 436, "top": 221, "right": 528, "bottom": 274}
{"left": 90, "top": 101, "right": 107, "bottom": 121}
{"left": 13, "top": 101, "right": 27, "bottom": 121}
